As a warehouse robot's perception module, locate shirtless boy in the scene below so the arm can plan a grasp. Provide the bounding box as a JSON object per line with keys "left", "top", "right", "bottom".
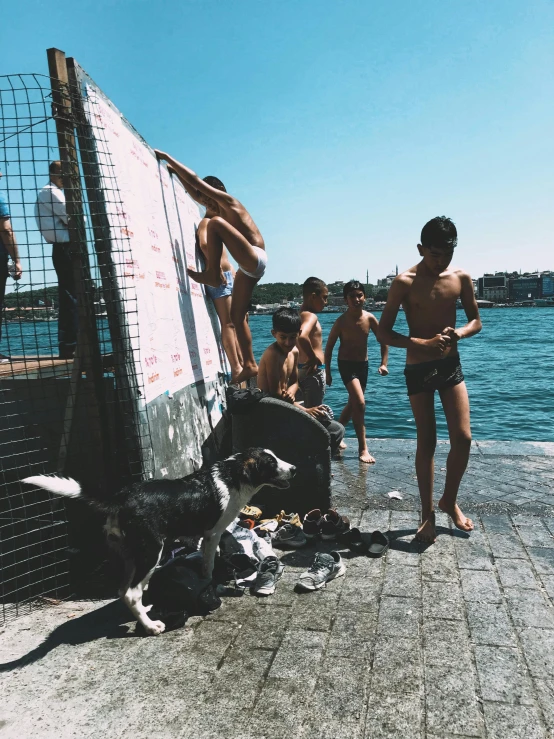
{"left": 155, "top": 151, "right": 265, "bottom": 383}
{"left": 195, "top": 176, "right": 243, "bottom": 382}
{"left": 297, "top": 277, "right": 329, "bottom": 408}
{"left": 258, "top": 307, "right": 345, "bottom": 454}
{"left": 379, "top": 217, "right": 482, "bottom": 543}
{"left": 325, "top": 280, "right": 389, "bottom": 464}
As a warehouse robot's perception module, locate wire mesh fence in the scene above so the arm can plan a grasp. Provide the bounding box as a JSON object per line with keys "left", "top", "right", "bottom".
{"left": 0, "top": 69, "right": 151, "bottom": 625}
{"left": 1, "top": 51, "right": 230, "bottom": 626}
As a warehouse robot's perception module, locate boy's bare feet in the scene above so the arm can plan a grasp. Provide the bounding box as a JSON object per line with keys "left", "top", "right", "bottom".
{"left": 187, "top": 268, "right": 225, "bottom": 288}
{"left": 359, "top": 449, "right": 375, "bottom": 464}
{"left": 415, "top": 511, "right": 436, "bottom": 543}
{"left": 438, "top": 498, "right": 474, "bottom": 532}
{"left": 339, "top": 441, "right": 347, "bottom": 450}
{"left": 234, "top": 364, "right": 258, "bottom": 384}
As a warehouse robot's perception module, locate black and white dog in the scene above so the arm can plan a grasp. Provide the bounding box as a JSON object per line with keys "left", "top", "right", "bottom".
{"left": 22, "top": 448, "right": 295, "bottom": 635}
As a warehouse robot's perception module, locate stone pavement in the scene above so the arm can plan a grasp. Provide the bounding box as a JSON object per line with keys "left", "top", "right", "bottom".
{"left": 1, "top": 440, "right": 553, "bottom": 739}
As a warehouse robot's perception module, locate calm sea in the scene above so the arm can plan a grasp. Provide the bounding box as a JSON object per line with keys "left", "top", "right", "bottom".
{"left": 251, "top": 308, "right": 554, "bottom": 442}
{"left": 2, "top": 308, "right": 553, "bottom": 441}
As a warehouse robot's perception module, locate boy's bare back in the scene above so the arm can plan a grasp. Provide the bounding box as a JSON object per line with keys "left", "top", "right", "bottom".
{"left": 388, "top": 262, "right": 475, "bottom": 364}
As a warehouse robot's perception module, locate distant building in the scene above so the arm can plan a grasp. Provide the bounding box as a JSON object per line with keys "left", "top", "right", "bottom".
{"left": 477, "top": 274, "right": 508, "bottom": 299}
{"left": 509, "top": 273, "right": 553, "bottom": 301}
{"left": 377, "top": 266, "right": 398, "bottom": 288}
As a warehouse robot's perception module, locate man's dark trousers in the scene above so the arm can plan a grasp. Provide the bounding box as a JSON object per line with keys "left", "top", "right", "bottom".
{"left": 52, "top": 243, "right": 78, "bottom": 358}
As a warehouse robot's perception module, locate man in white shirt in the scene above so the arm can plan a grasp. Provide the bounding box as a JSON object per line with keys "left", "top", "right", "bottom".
{"left": 35, "top": 161, "right": 78, "bottom": 359}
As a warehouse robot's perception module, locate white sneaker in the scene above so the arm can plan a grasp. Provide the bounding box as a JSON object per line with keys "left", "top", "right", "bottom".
{"left": 0, "top": 353, "right": 11, "bottom": 364}
{"left": 297, "top": 551, "right": 346, "bottom": 591}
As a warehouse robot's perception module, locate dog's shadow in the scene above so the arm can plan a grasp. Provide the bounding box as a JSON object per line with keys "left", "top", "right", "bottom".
{"left": 0, "top": 599, "right": 132, "bottom": 673}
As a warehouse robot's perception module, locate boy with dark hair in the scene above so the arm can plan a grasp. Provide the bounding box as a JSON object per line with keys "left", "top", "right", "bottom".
{"left": 195, "top": 175, "right": 243, "bottom": 383}
{"left": 297, "top": 277, "right": 329, "bottom": 408}
{"left": 325, "top": 280, "right": 389, "bottom": 464}
{"left": 155, "top": 151, "right": 266, "bottom": 383}
{"left": 379, "top": 216, "right": 482, "bottom": 543}
{"left": 258, "top": 307, "right": 345, "bottom": 453}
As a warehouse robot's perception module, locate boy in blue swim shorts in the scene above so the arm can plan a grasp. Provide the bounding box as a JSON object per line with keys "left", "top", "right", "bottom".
{"left": 197, "top": 177, "right": 243, "bottom": 382}
{"left": 155, "top": 152, "right": 266, "bottom": 384}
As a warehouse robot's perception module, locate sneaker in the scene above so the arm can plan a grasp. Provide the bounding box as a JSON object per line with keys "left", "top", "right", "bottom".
{"left": 277, "top": 511, "right": 302, "bottom": 528}
{"left": 297, "top": 551, "right": 346, "bottom": 591}
{"left": 273, "top": 523, "right": 307, "bottom": 549}
{"left": 0, "top": 353, "right": 11, "bottom": 364}
{"left": 321, "top": 509, "right": 351, "bottom": 540}
{"left": 252, "top": 556, "right": 284, "bottom": 596}
{"left": 303, "top": 509, "right": 323, "bottom": 539}
{"left": 240, "top": 505, "right": 262, "bottom": 521}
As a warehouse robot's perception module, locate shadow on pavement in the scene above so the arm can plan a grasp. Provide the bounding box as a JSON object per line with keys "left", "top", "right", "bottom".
{"left": 0, "top": 599, "right": 132, "bottom": 673}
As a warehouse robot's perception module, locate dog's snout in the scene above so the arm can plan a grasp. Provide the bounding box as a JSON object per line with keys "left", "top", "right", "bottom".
{"left": 289, "top": 465, "right": 297, "bottom": 477}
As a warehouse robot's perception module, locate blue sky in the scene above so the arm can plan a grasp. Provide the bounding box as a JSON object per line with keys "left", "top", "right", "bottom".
{"left": 2, "top": 0, "right": 553, "bottom": 284}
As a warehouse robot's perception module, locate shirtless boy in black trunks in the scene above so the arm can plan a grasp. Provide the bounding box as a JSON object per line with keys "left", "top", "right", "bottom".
{"left": 155, "top": 151, "right": 266, "bottom": 383}
{"left": 325, "top": 280, "right": 389, "bottom": 464}
{"left": 379, "top": 217, "right": 482, "bottom": 543}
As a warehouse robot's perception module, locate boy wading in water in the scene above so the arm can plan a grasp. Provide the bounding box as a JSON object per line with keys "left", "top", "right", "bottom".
{"left": 155, "top": 151, "right": 266, "bottom": 384}
{"left": 379, "top": 217, "right": 482, "bottom": 543}
{"left": 325, "top": 280, "right": 389, "bottom": 464}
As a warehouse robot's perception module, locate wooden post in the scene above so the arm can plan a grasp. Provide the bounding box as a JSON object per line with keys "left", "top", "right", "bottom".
{"left": 46, "top": 48, "right": 109, "bottom": 485}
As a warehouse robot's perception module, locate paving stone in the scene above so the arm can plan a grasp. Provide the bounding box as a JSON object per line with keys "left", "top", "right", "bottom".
{"left": 268, "top": 629, "right": 326, "bottom": 680}
{"left": 487, "top": 532, "right": 528, "bottom": 559}
{"left": 482, "top": 702, "right": 545, "bottom": 739}
{"left": 534, "top": 679, "right": 554, "bottom": 734}
{"left": 495, "top": 558, "right": 538, "bottom": 590}
{"left": 474, "top": 645, "right": 534, "bottom": 704}
{"left": 541, "top": 575, "right": 554, "bottom": 600}
{"left": 248, "top": 677, "right": 310, "bottom": 737}
{"left": 289, "top": 592, "right": 338, "bottom": 632}
{"left": 340, "top": 573, "right": 382, "bottom": 612}
{"left": 386, "top": 545, "right": 421, "bottom": 567}
{"left": 422, "top": 581, "right": 464, "bottom": 620}
{"left": 460, "top": 569, "right": 502, "bottom": 603}
{"left": 518, "top": 627, "right": 554, "bottom": 678}
{"left": 360, "top": 509, "right": 391, "bottom": 531}
{"left": 527, "top": 547, "right": 554, "bottom": 576}
{"left": 455, "top": 534, "right": 493, "bottom": 571}
{"left": 421, "top": 551, "right": 459, "bottom": 582}
{"left": 466, "top": 600, "right": 517, "bottom": 646}
{"left": 302, "top": 719, "right": 365, "bottom": 739}
{"left": 310, "top": 656, "right": 368, "bottom": 722}
{"left": 425, "top": 662, "right": 484, "bottom": 737}
{"left": 364, "top": 692, "right": 423, "bottom": 739}
{"left": 237, "top": 603, "right": 291, "bottom": 649}
{"left": 371, "top": 636, "right": 423, "bottom": 695}
{"left": 204, "top": 647, "right": 274, "bottom": 710}
{"left": 382, "top": 564, "right": 421, "bottom": 599}
{"left": 377, "top": 596, "right": 421, "bottom": 637}
{"left": 422, "top": 618, "right": 473, "bottom": 667}
{"left": 481, "top": 514, "right": 514, "bottom": 534}
{"left": 505, "top": 589, "right": 554, "bottom": 629}
{"left": 514, "top": 522, "right": 554, "bottom": 548}
{"left": 327, "top": 610, "right": 377, "bottom": 657}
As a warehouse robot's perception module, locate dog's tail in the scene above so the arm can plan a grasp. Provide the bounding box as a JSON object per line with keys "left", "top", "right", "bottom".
{"left": 22, "top": 475, "right": 83, "bottom": 499}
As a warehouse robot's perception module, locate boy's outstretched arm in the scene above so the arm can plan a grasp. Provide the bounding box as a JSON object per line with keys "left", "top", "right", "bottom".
{"left": 442, "top": 272, "right": 482, "bottom": 345}
{"left": 379, "top": 277, "right": 451, "bottom": 358}
{"left": 324, "top": 319, "right": 341, "bottom": 386}
{"left": 155, "top": 151, "right": 233, "bottom": 206}
{"left": 285, "top": 351, "right": 300, "bottom": 402}
{"left": 297, "top": 312, "right": 320, "bottom": 374}
{"left": 369, "top": 314, "right": 389, "bottom": 375}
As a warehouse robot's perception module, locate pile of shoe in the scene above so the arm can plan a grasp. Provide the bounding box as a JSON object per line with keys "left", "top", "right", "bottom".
{"left": 271, "top": 510, "right": 308, "bottom": 549}
{"left": 302, "top": 508, "right": 351, "bottom": 541}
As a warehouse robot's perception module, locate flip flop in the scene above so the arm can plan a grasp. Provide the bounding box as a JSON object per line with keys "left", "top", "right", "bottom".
{"left": 367, "top": 530, "right": 389, "bottom": 558}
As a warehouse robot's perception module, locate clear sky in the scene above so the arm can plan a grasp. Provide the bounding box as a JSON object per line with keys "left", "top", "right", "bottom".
{"left": 2, "top": 0, "right": 553, "bottom": 284}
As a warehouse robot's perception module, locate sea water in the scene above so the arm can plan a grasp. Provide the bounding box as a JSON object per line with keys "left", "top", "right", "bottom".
{"left": 2, "top": 308, "right": 552, "bottom": 441}
{"left": 250, "top": 308, "right": 554, "bottom": 442}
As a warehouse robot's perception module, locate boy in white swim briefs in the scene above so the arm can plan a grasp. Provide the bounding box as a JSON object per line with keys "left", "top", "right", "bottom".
{"left": 155, "top": 152, "right": 266, "bottom": 383}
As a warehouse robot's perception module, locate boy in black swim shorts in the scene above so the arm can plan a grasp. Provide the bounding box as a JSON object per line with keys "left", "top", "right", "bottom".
{"left": 325, "top": 280, "right": 388, "bottom": 464}
{"left": 379, "top": 217, "right": 482, "bottom": 543}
